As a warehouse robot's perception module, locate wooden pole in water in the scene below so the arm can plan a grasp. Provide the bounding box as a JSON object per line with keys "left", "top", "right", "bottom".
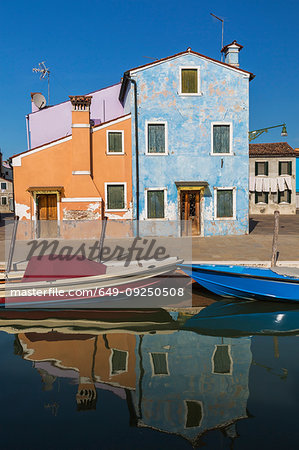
{"left": 271, "top": 210, "right": 280, "bottom": 267}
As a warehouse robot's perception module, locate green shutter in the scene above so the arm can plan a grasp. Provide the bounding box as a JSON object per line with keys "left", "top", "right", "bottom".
{"left": 107, "top": 185, "right": 125, "bottom": 209}
{"left": 185, "top": 401, "right": 202, "bottom": 428}
{"left": 265, "top": 162, "right": 269, "bottom": 176}
{"left": 217, "top": 190, "right": 233, "bottom": 218}
{"left": 213, "top": 125, "right": 230, "bottom": 153}
{"left": 181, "top": 69, "right": 198, "bottom": 93}
{"left": 279, "top": 161, "right": 291, "bottom": 175}
{"left": 108, "top": 132, "right": 123, "bottom": 152}
{"left": 255, "top": 162, "right": 258, "bottom": 176}
{"left": 289, "top": 161, "right": 292, "bottom": 175}
{"left": 148, "top": 124, "right": 165, "bottom": 153}
{"left": 213, "top": 345, "right": 231, "bottom": 374}
{"left": 279, "top": 161, "right": 282, "bottom": 176}
{"left": 147, "top": 190, "right": 164, "bottom": 218}
{"left": 151, "top": 353, "right": 168, "bottom": 375}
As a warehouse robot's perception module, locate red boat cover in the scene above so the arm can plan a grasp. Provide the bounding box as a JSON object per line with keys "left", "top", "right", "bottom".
{"left": 22, "top": 255, "right": 107, "bottom": 282}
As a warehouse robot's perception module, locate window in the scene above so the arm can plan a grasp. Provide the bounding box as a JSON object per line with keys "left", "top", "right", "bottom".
{"left": 147, "top": 190, "right": 165, "bottom": 219}
{"left": 185, "top": 401, "right": 203, "bottom": 428}
{"left": 212, "top": 124, "right": 232, "bottom": 154}
{"left": 215, "top": 189, "right": 234, "bottom": 219}
{"left": 1, "top": 182, "right": 7, "bottom": 190}
{"left": 212, "top": 345, "right": 232, "bottom": 374}
{"left": 279, "top": 161, "right": 292, "bottom": 176}
{"left": 107, "top": 131, "right": 124, "bottom": 153}
{"left": 1, "top": 197, "right": 7, "bottom": 206}
{"left": 111, "top": 349, "right": 128, "bottom": 375}
{"left": 105, "top": 183, "right": 126, "bottom": 210}
{"left": 255, "top": 192, "right": 268, "bottom": 204}
{"left": 255, "top": 161, "right": 268, "bottom": 176}
{"left": 278, "top": 190, "right": 291, "bottom": 204}
{"left": 146, "top": 123, "right": 167, "bottom": 154}
{"left": 180, "top": 67, "right": 200, "bottom": 95}
{"left": 150, "top": 353, "right": 169, "bottom": 375}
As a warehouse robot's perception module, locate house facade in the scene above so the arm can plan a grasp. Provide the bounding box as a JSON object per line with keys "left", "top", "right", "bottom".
{"left": 119, "top": 43, "right": 254, "bottom": 236}
{"left": 249, "top": 142, "right": 297, "bottom": 215}
{"left": 12, "top": 93, "right": 132, "bottom": 232}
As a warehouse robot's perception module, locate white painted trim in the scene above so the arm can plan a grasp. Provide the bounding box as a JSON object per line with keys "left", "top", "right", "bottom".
{"left": 71, "top": 123, "right": 90, "bottom": 128}
{"left": 145, "top": 187, "right": 167, "bottom": 220}
{"left": 105, "top": 182, "right": 127, "bottom": 212}
{"left": 211, "top": 344, "right": 233, "bottom": 375}
{"left": 145, "top": 121, "right": 168, "bottom": 155}
{"left": 214, "top": 186, "right": 236, "bottom": 220}
{"left": 92, "top": 115, "right": 131, "bottom": 133}
{"left": 61, "top": 197, "right": 102, "bottom": 202}
{"left": 106, "top": 129, "right": 125, "bottom": 154}
{"left": 149, "top": 352, "right": 169, "bottom": 376}
{"left": 211, "top": 122, "right": 233, "bottom": 155}
{"left": 72, "top": 171, "right": 91, "bottom": 175}
{"left": 12, "top": 136, "right": 72, "bottom": 167}
{"left": 179, "top": 66, "right": 202, "bottom": 96}
{"left": 130, "top": 52, "right": 251, "bottom": 79}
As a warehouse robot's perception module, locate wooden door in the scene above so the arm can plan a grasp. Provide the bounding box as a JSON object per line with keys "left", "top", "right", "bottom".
{"left": 37, "top": 194, "right": 57, "bottom": 238}
{"left": 180, "top": 190, "right": 201, "bottom": 236}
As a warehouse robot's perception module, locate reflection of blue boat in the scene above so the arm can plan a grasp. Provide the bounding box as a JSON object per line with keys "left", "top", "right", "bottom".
{"left": 183, "top": 299, "right": 299, "bottom": 337}
{"left": 179, "top": 264, "right": 299, "bottom": 303}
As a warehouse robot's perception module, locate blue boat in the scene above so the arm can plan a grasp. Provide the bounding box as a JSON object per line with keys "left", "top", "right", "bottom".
{"left": 182, "top": 299, "right": 299, "bottom": 337}
{"left": 179, "top": 264, "right": 299, "bottom": 303}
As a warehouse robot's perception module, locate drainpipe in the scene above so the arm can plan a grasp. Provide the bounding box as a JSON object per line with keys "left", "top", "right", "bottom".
{"left": 126, "top": 76, "right": 140, "bottom": 237}
{"left": 26, "top": 115, "right": 31, "bottom": 150}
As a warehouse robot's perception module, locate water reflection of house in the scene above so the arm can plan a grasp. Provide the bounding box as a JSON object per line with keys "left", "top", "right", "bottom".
{"left": 131, "top": 331, "right": 252, "bottom": 444}
{"left": 18, "top": 332, "right": 137, "bottom": 410}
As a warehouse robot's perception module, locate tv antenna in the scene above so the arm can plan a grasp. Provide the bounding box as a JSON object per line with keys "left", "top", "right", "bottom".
{"left": 210, "top": 13, "right": 224, "bottom": 61}
{"left": 32, "top": 61, "right": 50, "bottom": 105}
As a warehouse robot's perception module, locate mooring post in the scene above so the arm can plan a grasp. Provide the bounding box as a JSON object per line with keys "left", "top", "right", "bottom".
{"left": 271, "top": 210, "right": 280, "bottom": 267}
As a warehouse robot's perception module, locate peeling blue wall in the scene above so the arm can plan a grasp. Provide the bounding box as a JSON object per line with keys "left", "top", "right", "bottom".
{"left": 125, "top": 53, "right": 250, "bottom": 236}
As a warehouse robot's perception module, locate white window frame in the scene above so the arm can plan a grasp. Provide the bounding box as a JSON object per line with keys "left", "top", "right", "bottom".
{"left": 179, "top": 66, "right": 202, "bottom": 96}
{"left": 149, "top": 352, "right": 169, "bottom": 377}
{"left": 211, "top": 122, "right": 233, "bottom": 156}
{"left": 1, "top": 196, "right": 8, "bottom": 206}
{"left": 1, "top": 182, "right": 7, "bottom": 190}
{"left": 106, "top": 130, "right": 125, "bottom": 155}
{"left": 211, "top": 344, "right": 233, "bottom": 375}
{"left": 145, "top": 121, "right": 168, "bottom": 155}
{"left": 214, "top": 187, "right": 236, "bottom": 220}
{"left": 145, "top": 187, "right": 167, "bottom": 220}
{"left": 109, "top": 348, "right": 128, "bottom": 376}
{"left": 105, "top": 182, "right": 127, "bottom": 212}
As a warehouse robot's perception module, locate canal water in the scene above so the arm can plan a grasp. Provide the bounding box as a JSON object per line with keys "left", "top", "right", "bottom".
{"left": 0, "top": 298, "right": 298, "bottom": 449}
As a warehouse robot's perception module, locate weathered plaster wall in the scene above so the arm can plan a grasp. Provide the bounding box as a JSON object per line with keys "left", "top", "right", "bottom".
{"left": 126, "top": 53, "right": 250, "bottom": 236}
{"left": 249, "top": 157, "right": 296, "bottom": 214}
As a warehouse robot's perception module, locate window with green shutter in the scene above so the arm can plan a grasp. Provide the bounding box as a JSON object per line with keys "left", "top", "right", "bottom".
{"left": 150, "top": 353, "right": 168, "bottom": 375}
{"left": 278, "top": 190, "right": 291, "bottom": 204}
{"left": 108, "top": 131, "right": 123, "bottom": 153}
{"left": 213, "top": 345, "right": 231, "bottom": 374}
{"left": 213, "top": 125, "right": 231, "bottom": 154}
{"left": 181, "top": 68, "right": 198, "bottom": 94}
{"left": 279, "top": 161, "right": 292, "bottom": 175}
{"left": 216, "top": 189, "right": 233, "bottom": 218}
{"left": 147, "top": 124, "right": 166, "bottom": 154}
{"left": 255, "top": 192, "right": 269, "bottom": 204}
{"left": 111, "top": 349, "right": 127, "bottom": 374}
{"left": 106, "top": 184, "right": 125, "bottom": 210}
{"left": 255, "top": 161, "right": 268, "bottom": 176}
{"left": 147, "top": 190, "right": 165, "bottom": 218}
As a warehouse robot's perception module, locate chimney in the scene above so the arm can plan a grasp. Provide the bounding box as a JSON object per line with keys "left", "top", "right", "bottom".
{"left": 69, "top": 95, "right": 92, "bottom": 175}
{"left": 221, "top": 40, "right": 243, "bottom": 68}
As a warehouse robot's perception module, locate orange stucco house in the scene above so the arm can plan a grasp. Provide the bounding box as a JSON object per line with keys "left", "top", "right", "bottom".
{"left": 12, "top": 95, "right": 132, "bottom": 234}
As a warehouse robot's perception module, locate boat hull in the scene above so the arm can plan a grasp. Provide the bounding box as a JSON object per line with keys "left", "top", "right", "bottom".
{"left": 179, "top": 264, "right": 299, "bottom": 303}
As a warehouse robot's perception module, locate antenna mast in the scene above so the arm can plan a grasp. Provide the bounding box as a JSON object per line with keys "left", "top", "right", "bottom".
{"left": 210, "top": 13, "right": 224, "bottom": 61}
{"left": 32, "top": 61, "right": 50, "bottom": 105}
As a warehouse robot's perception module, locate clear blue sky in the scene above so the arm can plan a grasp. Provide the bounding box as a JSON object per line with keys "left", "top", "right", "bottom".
{"left": 0, "top": 0, "right": 298, "bottom": 159}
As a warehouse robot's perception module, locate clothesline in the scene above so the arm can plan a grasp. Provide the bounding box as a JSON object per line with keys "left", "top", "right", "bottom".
{"left": 249, "top": 176, "right": 292, "bottom": 193}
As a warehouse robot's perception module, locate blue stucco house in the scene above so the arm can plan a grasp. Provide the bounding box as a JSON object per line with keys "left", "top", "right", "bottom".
{"left": 119, "top": 41, "right": 255, "bottom": 236}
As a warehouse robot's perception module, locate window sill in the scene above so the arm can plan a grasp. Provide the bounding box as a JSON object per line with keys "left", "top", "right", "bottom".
{"left": 178, "top": 92, "right": 203, "bottom": 97}
{"left": 145, "top": 218, "right": 167, "bottom": 221}
{"left": 210, "top": 152, "right": 234, "bottom": 156}
{"left": 145, "top": 152, "right": 168, "bottom": 156}
{"left": 214, "top": 217, "right": 236, "bottom": 221}
{"left": 106, "top": 152, "right": 125, "bottom": 155}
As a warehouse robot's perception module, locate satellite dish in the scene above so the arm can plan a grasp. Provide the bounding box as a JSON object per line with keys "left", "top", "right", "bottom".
{"left": 32, "top": 93, "right": 47, "bottom": 109}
